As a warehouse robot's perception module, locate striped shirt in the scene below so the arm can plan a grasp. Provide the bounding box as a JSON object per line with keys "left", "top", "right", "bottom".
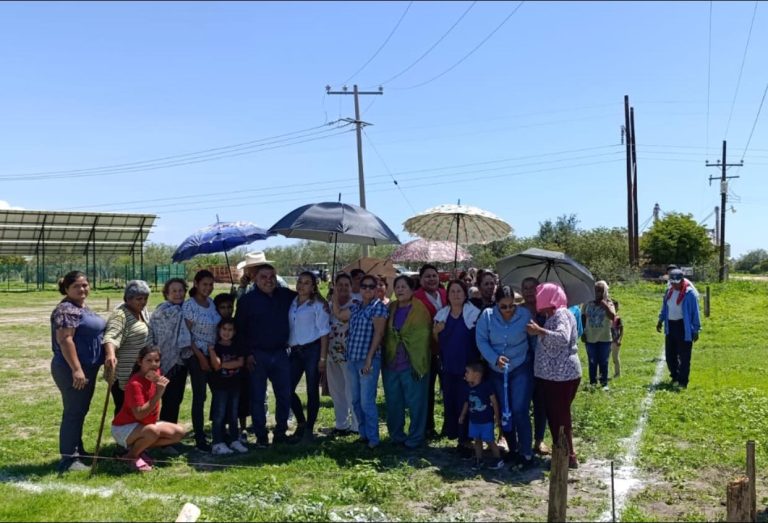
{"left": 104, "top": 304, "right": 151, "bottom": 390}
{"left": 346, "top": 299, "right": 389, "bottom": 362}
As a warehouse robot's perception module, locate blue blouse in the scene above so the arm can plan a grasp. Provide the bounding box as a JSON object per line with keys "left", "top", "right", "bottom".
{"left": 50, "top": 300, "right": 106, "bottom": 369}
{"left": 475, "top": 305, "right": 532, "bottom": 372}
{"left": 438, "top": 313, "right": 477, "bottom": 375}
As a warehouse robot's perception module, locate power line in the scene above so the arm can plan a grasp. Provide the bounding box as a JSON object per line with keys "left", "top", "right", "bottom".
{"left": 0, "top": 126, "right": 355, "bottom": 182}
{"left": 362, "top": 129, "right": 418, "bottom": 214}
{"left": 341, "top": 1, "right": 414, "bottom": 85}
{"left": 374, "top": 1, "right": 477, "bottom": 87}
{"left": 740, "top": 81, "right": 768, "bottom": 160}
{"left": 725, "top": 0, "right": 759, "bottom": 139}
{"left": 393, "top": 1, "right": 525, "bottom": 90}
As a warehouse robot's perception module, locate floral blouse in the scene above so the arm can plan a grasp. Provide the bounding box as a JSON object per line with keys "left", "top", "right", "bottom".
{"left": 533, "top": 308, "right": 582, "bottom": 382}
{"left": 328, "top": 298, "right": 357, "bottom": 364}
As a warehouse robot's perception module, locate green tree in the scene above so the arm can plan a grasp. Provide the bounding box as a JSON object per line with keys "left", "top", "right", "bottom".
{"left": 640, "top": 213, "right": 715, "bottom": 266}
{"left": 536, "top": 214, "right": 579, "bottom": 252}
{"left": 734, "top": 249, "right": 768, "bottom": 272}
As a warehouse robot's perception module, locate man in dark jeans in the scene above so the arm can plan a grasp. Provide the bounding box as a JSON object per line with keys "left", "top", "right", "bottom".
{"left": 656, "top": 269, "right": 701, "bottom": 388}
{"left": 235, "top": 264, "right": 297, "bottom": 446}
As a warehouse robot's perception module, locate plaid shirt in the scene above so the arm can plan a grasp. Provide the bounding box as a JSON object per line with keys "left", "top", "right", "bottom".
{"left": 346, "top": 299, "right": 389, "bottom": 362}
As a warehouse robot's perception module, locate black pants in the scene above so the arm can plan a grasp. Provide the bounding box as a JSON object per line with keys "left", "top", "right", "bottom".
{"left": 289, "top": 341, "right": 321, "bottom": 431}
{"left": 426, "top": 354, "right": 440, "bottom": 434}
{"left": 160, "top": 364, "right": 188, "bottom": 423}
{"left": 186, "top": 356, "right": 209, "bottom": 442}
{"left": 665, "top": 320, "right": 693, "bottom": 386}
{"left": 111, "top": 380, "right": 124, "bottom": 417}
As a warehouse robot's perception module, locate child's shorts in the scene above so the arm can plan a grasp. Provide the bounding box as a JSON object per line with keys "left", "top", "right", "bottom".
{"left": 111, "top": 422, "right": 140, "bottom": 449}
{"left": 468, "top": 421, "right": 495, "bottom": 443}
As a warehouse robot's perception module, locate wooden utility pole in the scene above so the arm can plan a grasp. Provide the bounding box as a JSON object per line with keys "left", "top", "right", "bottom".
{"left": 547, "top": 427, "right": 569, "bottom": 522}
{"left": 630, "top": 106, "right": 639, "bottom": 265}
{"left": 624, "top": 96, "right": 635, "bottom": 266}
{"left": 326, "top": 84, "right": 383, "bottom": 257}
{"left": 706, "top": 140, "right": 742, "bottom": 282}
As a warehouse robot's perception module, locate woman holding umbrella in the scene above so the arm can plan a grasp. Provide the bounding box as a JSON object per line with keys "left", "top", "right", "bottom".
{"left": 476, "top": 285, "right": 535, "bottom": 469}
{"left": 182, "top": 270, "right": 221, "bottom": 452}
{"left": 382, "top": 275, "right": 432, "bottom": 449}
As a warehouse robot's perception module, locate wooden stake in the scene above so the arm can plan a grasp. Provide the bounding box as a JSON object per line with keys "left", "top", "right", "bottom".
{"left": 548, "top": 426, "right": 569, "bottom": 522}
{"left": 747, "top": 441, "right": 756, "bottom": 522}
{"left": 726, "top": 476, "right": 751, "bottom": 523}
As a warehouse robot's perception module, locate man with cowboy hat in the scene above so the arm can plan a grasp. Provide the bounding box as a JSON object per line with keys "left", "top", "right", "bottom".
{"left": 236, "top": 252, "right": 288, "bottom": 297}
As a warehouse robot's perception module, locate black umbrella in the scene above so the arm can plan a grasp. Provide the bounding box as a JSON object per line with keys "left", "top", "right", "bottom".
{"left": 496, "top": 248, "right": 596, "bottom": 306}
{"left": 268, "top": 201, "right": 400, "bottom": 278}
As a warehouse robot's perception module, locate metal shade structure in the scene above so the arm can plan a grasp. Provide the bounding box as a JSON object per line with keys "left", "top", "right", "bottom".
{"left": 496, "top": 248, "right": 596, "bottom": 306}
{"left": 390, "top": 238, "right": 471, "bottom": 264}
{"left": 268, "top": 201, "right": 400, "bottom": 278}
{"left": 172, "top": 220, "right": 275, "bottom": 285}
{"left": 403, "top": 203, "right": 511, "bottom": 267}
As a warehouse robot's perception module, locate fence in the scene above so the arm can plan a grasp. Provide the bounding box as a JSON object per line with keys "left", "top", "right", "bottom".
{"left": 0, "top": 263, "right": 187, "bottom": 291}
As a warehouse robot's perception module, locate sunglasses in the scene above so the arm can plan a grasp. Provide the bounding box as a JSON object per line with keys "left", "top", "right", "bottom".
{"left": 360, "top": 284, "right": 377, "bottom": 290}
{"left": 498, "top": 304, "right": 515, "bottom": 311}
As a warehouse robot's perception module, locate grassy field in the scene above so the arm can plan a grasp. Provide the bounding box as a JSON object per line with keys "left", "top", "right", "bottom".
{"left": 0, "top": 281, "right": 766, "bottom": 521}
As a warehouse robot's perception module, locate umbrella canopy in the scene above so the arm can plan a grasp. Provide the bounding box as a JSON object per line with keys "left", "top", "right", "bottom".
{"left": 496, "top": 248, "right": 596, "bottom": 306}
{"left": 172, "top": 221, "right": 274, "bottom": 263}
{"left": 403, "top": 203, "right": 511, "bottom": 267}
{"left": 268, "top": 202, "right": 400, "bottom": 246}
{"left": 340, "top": 257, "right": 397, "bottom": 290}
{"left": 390, "top": 239, "right": 471, "bottom": 264}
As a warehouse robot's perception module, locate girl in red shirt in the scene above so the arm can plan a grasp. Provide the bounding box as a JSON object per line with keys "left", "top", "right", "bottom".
{"left": 111, "top": 346, "right": 186, "bottom": 472}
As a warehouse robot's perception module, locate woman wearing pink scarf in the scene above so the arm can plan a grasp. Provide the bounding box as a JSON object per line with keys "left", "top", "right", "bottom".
{"left": 525, "top": 283, "right": 582, "bottom": 469}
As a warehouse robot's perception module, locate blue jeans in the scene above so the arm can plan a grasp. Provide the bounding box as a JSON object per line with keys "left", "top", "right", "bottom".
{"left": 347, "top": 356, "right": 381, "bottom": 445}
{"left": 586, "top": 341, "right": 611, "bottom": 385}
{"left": 290, "top": 341, "right": 321, "bottom": 431}
{"left": 491, "top": 358, "right": 534, "bottom": 459}
{"left": 51, "top": 360, "right": 99, "bottom": 470}
{"left": 249, "top": 348, "right": 291, "bottom": 440}
{"left": 382, "top": 367, "right": 429, "bottom": 448}
{"left": 211, "top": 387, "right": 240, "bottom": 444}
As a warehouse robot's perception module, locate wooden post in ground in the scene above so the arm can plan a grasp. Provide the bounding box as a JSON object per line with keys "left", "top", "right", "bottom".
{"left": 106, "top": 297, "right": 110, "bottom": 311}
{"left": 747, "top": 441, "right": 756, "bottom": 522}
{"left": 548, "top": 426, "right": 569, "bottom": 522}
{"left": 705, "top": 286, "right": 711, "bottom": 318}
{"left": 726, "top": 476, "right": 751, "bottom": 522}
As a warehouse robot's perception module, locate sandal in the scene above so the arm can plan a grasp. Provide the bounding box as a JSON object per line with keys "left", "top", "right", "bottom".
{"left": 139, "top": 451, "right": 154, "bottom": 466}
{"left": 132, "top": 457, "right": 153, "bottom": 472}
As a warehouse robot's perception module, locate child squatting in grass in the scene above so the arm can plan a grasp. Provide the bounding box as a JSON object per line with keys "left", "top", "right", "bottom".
{"left": 111, "top": 345, "right": 186, "bottom": 472}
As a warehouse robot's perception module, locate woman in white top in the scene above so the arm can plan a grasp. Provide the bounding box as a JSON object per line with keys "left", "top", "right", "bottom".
{"left": 182, "top": 269, "right": 221, "bottom": 452}
{"left": 288, "top": 271, "right": 330, "bottom": 442}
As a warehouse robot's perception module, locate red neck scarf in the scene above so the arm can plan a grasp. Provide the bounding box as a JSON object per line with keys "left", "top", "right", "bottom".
{"left": 666, "top": 279, "right": 689, "bottom": 305}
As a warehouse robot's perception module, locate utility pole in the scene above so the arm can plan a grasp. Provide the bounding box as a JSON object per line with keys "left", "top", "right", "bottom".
{"left": 630, "top": 106, "right": 639, "bottom": 265}
{"left": 706, "top": 140, "right": 742, "bottom": 282}
{"left": 623, "top": 95, "right": 635, "bottom": 266}
{"left": 326, "top": 84, "right": 383, "bottom": 257}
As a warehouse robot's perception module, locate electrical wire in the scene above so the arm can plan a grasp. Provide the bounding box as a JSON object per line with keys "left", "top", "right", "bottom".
{"left": 725, "top": 0, "right": 759, "bottom": 139}
{"left": 0, "top": 126, "right": 355, "bottom": 182}
{"left": 739, "top": 81, "right": 768, "bottom": 161}
{"left": 0, "top": 121, "right": 345, "bottom": 179}
{"left": 341, "top": 1, "right": 414, "bottom": 85}
{"left": 362, "top": 129, "right": 418, "bottom": 214}
{"left": 374, "top": 1, "right": 477, "bottom": 87}
{"left": 393, "top": 1, "right": 525, "bottom": 90}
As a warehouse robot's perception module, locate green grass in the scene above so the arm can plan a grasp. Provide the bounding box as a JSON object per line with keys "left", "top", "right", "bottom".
{"left": 1, "top": 281, "right": 766, "bottom": 521}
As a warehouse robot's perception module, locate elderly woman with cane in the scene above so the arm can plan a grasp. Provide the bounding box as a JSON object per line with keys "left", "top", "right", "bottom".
{"left": 526, "top": 282, "right": 582, "bottom": 469}
{"left": 104, "top": 280, "right": 152, "bottom": 415}
{"left": 50, "top": 271, "right": 112, "bottom": 473}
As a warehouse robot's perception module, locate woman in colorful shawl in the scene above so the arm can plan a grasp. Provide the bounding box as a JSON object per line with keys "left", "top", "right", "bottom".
{"left": 383, "top": 275, "right": 432, "bottom": 449}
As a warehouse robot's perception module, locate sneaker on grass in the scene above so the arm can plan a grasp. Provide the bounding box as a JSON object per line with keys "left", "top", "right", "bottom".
{"left": 212, "top": 442, "right": 234, "bottom": 455}
{"left": 229, "top": 440, "right": 248, "bottom": 454}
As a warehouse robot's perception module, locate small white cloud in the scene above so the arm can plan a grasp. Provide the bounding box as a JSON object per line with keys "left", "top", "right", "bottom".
{"left": 0, "top": 200, "right": 25, "bottom": 210}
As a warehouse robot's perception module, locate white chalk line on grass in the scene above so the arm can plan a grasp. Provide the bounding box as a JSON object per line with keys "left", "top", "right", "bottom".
{"left": 598, "top": 345, "right": 667, "bottom": 522}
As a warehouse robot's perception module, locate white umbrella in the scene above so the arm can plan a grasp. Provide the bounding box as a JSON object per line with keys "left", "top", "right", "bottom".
{"left": 403, "top": 202, "right": 511, "bottom": 267}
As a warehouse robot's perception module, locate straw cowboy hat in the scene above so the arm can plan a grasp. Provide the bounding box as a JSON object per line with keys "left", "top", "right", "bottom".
{"left": 236, "top": 251, "right": 273, "bottom": 271}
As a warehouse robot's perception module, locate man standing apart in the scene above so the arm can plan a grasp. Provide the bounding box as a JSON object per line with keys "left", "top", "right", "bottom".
{"left": 235, "top": 263, "right": 297, "bottom": 445}
{"left": 413, "top": 264, "right": 447, "bottom": 439}
{"left": 656, "top": 269, "right": 701, "bottom": 389}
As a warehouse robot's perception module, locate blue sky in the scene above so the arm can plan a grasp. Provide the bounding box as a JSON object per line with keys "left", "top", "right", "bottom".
{"left": 1, "top": 1, "right": 766, "bottom": 258}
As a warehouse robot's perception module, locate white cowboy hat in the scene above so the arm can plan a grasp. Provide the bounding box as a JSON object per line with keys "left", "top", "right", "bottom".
{"left": 236, "top": 251, "right": 274, "bottom": 271}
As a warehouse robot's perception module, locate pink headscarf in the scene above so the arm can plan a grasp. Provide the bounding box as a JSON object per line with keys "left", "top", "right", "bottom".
{"left": 535, "top": 282, "right": 568, "bottom": 311}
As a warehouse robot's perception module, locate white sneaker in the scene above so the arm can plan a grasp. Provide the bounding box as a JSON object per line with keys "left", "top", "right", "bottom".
{"left": 229, "top": 440, "right": 248, "bottom": 454}
{"left": 212, "top": 442, "right": 234, "bottom": 455}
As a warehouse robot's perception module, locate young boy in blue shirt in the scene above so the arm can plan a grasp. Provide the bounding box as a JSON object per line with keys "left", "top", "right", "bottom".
{"left": 459, "top": 362, "right": 504, "bottom": 470}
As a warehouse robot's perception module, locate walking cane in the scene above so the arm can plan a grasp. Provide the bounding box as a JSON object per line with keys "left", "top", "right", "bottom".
{"left": 90, "top": 365, "right": 115, "bottom": 476}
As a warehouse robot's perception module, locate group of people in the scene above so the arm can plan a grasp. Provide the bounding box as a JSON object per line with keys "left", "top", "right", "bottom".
{"left": 50, "top": 255, "right": 701, "bottom": 474}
